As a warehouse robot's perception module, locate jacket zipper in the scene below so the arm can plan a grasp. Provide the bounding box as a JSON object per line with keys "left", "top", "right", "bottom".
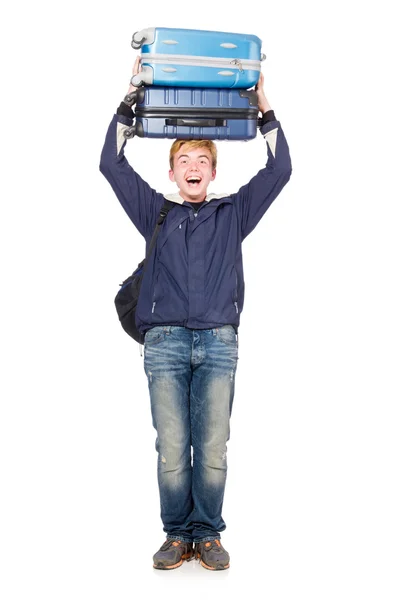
{"left": 233, "top": 269, "right": 239, "bottom": 313}
{"left": 151, "top": 214, "right": 190, "bottom": 314}
{"left": 142, "top": 53, "right": 262, "bottom": 72}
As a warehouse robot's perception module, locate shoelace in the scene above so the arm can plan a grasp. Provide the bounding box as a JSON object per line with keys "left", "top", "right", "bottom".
{"left": 160, "top": 539, "right": 183, "bottom": 551}
{"left": 188, "top": 539, "right": 223, "bottom": 561}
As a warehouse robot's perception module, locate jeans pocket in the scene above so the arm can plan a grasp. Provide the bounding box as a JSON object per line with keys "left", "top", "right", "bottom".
{"left": 144, "top": 326, "right": 166, "bottom": 346}
{"left": 217, "top": 325, "right": 237, "bottom": 346}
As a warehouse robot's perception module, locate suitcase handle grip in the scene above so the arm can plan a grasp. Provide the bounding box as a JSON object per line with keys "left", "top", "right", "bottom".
{"left": 165, "top": 118, "right": 226, "bottom": 127}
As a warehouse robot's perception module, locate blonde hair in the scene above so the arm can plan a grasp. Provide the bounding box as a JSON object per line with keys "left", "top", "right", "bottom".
{"left": 169, "top": 139, "right": 217, "bottom": 170}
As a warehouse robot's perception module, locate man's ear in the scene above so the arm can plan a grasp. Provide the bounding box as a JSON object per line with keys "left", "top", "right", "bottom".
{"left": 169, "top": 169, "right": 175, "bottom": 182}
{"left": 211, "top": 168, "right": 217, "bottom": 181}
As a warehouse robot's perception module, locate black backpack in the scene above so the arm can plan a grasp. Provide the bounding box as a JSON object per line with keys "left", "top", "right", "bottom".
{"left": 114, "top": 200, "right": 175, "bottom": 343}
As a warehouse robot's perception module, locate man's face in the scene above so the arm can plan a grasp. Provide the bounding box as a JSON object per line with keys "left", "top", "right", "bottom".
{"left": 169, "top": 146, "right": 216, "bottom": 202}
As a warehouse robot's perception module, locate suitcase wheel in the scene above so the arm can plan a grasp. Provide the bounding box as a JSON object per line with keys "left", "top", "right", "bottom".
{"left": 131, "top": 66, "right": 153, "bottom": 87}
{"left": 130, "top": 74, "right": 144, "bottom": 87}
{"left": 123, "top": 125, "right": 136, "bottom": 139}
{"left": 261, "top": 53, "right": 267, "bottom": 61}
{"left": 124, "top": 91, "right": 137, "bottom": 106}
{"left": 131, "top": 31, "right": 146, "bottom": 49}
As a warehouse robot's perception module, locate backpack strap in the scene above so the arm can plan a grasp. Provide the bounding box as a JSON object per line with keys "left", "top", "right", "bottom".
{"left": 145, "top": 199, "right": 175, "bottom": 262}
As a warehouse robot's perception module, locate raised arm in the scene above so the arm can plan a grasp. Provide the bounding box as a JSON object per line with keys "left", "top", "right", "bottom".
{"left": 232, "top": 73, "right": 292, "bottom": 240}
{"left": 99, "top": 57, "right": 164, "bottom": 240}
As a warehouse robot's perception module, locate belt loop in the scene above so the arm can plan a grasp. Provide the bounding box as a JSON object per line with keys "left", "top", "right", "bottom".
{"left": 236, "top": 333, "right": 239, "bottom": 349}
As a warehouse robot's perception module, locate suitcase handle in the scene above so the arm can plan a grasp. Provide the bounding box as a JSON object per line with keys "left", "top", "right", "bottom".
{"left": 165, "top": 118, "right": 226, "bottom": 127}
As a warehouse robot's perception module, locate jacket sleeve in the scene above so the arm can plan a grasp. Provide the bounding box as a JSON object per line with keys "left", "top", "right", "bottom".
{"left": 231, "top": 120, "right": 292, "bottom": 240}
{"left": 99, "top": 114, "right": 164, "bottom": 240}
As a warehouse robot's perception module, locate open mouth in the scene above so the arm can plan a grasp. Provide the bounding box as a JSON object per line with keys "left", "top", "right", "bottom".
{"left": 186, "top": 176, "right": 202, "bottom": 187}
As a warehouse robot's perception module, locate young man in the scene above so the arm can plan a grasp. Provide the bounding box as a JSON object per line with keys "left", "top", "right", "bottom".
{"left": 100, "top": 58, "right": 292, "bottom": 570}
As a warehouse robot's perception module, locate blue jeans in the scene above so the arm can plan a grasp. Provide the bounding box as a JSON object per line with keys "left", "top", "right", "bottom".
{"left": 143, "top": 325, "right": 238, "bottom": 543}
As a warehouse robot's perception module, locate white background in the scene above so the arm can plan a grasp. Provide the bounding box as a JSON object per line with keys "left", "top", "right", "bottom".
{"left": 1, "top": 1, "right": 396, "bottom": 598}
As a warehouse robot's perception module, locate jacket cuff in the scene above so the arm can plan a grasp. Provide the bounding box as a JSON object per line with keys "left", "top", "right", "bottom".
{"left": 117, "top": 101, "right": 135, "bottom": 119}
{"left": 259, "top": 118, "right": 280, "bottom": 136}
{"left": 258, "top": 110, "right": 276, "bottom": 128}
{"left": 116, "top": 113, "right": 134, "bottom": 127}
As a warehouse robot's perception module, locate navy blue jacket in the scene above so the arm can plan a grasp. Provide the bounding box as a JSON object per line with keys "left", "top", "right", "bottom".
{"left": 100, "top": 113, "right": 292, "bottom": 335}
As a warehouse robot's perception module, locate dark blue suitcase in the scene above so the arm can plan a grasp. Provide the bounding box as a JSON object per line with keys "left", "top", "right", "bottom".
{"left": 123, "top": 86, "right": 259, "bottom": 141}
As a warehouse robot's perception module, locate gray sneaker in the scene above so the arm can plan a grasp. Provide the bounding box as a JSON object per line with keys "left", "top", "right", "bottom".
{"left": 195, "top": 539, "right": 230, "bottom": 570}
{"left": 153, "top": 539, "right": 194, "bottom": 570}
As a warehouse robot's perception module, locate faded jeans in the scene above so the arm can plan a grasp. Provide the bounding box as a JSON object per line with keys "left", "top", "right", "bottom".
{"left": 143, "top": 325, "right": 238, "bottom": 543}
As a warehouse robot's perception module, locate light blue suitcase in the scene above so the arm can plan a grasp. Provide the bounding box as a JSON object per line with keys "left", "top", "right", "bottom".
{"left": 130, "top": 27, "right": 265, "bottom": 89}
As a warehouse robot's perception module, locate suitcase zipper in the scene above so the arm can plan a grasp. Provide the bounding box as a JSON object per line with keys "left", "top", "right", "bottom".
{"left": 135, "top": 107, "right": 258, "bottom": 120}
{"left": 142, "top": 53, "right": 262, "bottom": 72}
{"left": 230, "top": 59, "right": 244, "bottom": 72}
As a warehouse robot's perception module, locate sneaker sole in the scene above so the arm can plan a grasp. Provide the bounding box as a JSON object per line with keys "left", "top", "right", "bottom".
{"left": 197, "top": 553, "right": 230, "bottom": 571}
{"left": 199, "top": 559, "right": 230, "bottom": 571}
{"left": 153, "top": 553, "right": 193, "bottom": 570}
